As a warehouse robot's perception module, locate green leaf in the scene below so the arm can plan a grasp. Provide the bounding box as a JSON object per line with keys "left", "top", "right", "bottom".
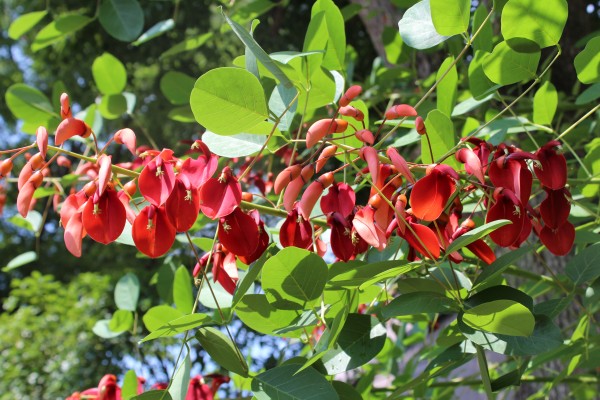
{"left": 223, "top": 12, "right": 293, "bottom": 88}
{"left": 269, "top": 84, "right": 298, "bottom": 132}
{"left": 261, "top": 247, "right": 328, "bottom": 310}
{"left": 196, "top": 327, "right": 249, "bottom": 377}
{"left": 398, "top": 0, "right": 450, "bottom": 50}
{"left": 109, "top": 309, "right": 134, "bottom": 333}
{"left": 235, "top": 294, "right": 299, "bottom": 336}
{"left": 92, "top": 53, "right": 127, "bottom": 95}
{"left": 31, "top": 14, "right": 92, "bottom": 51}
{"left": 142, "top": 305, "right": 184, "bottom": 332}
{"left": 99, "top": 0, "right": 144, "bottom": 42}
{"left": 458, "top": 314, "right": 562, "bottom": 356}
{"left": 5, "top": 83, "right": 57, "bottom": 125}
{"left": 140, "top": 313, "right": 212, "bottom": 343}
{"left": 332, "top": 381, "right": 363, "bottom": 400}
{"left": 574, "top": 36, "right": 600, "bottom": 84}
{"left": 160, "top": 32, "right": 213, "bottom": 59}
{"left": 469, "top": 50, "right": 501, "bottom": 99}
{"left": 8, "top": 210, "right": 43, "bottom": 232}
{"left": 565, "top": 243, "right": 600, "bottom": 285}
{"left": 436, "top": 56, "right": 458, "bottom": 116}
{"left": 169, "top": 352, "right": 190, "bottom": 400}
{"left": 232, "top": 244, "right": 277, "bottom": 310}
{"left": 156, "top": 263, "right": 176, "bottom": 304}
{"left": 472, "top": 4, "right": 493, "bottom": 53}
{"left": 533, "top": 81, "right": 558, "bottom": 125}
{"left": 452, "top": 93, "right": 496, "bottom": 117}
{"left": 473, "top": 245, "right": 533, "bottom": 289}
{"left": 132, "top": 391, "right": 173, "bottom": 400}
{"left": 501, "top": 0, "right": 567, "bottom": 50}
{"left": 252, "top": 364, "right": 338, "bottom": 400}
{"left": 99, "top": 94, "right": 127, "bottom": 119}
{"left": 422, "top": 109, "right": 459, "bottom": 168}
{"left": 168, "top": 106, "right": 195, "bottom": 123}
{"left": 190, "top": 67, "right": 268, "bottom": 135}
{"left": 382, "top": 292, "right": 459, "bottom": 317}
{"left": 203, "top": 131, "right": 266, "bottom": 158}
{"left": 8, "top": 11, "right": 48, "bottom": 39}
{"left": 462, "top": 300, "right": 534, "bottom": 337}
{"left": 465, "top": 285, "right": 534, "bottom": 311}
{"left": 383, "top": 25, "right": 409, "bottom": 65}
{"left": 328, "top": 260, "right": 419, "bottom": 288}
{"left": 92, "top": 319, "right": 123, "bottom": 339}
{"left": 483, "top": 41, "right": 540, "bottom": 86}
{"left": 160, "top": 71, "right": 195, "bottom": 105}
{"left": 446, "top": 220, "right": 511, "bottom": 254}
{"left": 321, "top": 314, "right": 387, "bottom": 374}
{"left": 310, "top": 0, "right": 346, "bottom": 71}
{"left": 122, "top": 370, "right": 138, "bottom": 400}
{"left": 575, "top": 82, "right": 600, "bottom": 105}
{"left": 133, "top": 18, "right": 174, "bottom": 45}
{"left": 115, "top": 273, "right": 140, "bottom": 311}
{"left": 430, "top": 0, "right": 470, "bottom": 36}
{"left": 3, "top": 251, "right": 38, "bottom": 272}
{"left": 173, "top": 266, "right": 193, "bottom": 314}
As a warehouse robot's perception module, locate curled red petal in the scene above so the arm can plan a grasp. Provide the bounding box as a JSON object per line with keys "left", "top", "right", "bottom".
{"left": 60, "top": 191, "right": 88, "bottom": 228}
{"left": 55, "top": 118, "right": 91, "bottom": 146}
{"left": 298, "top": 174, "right": 333, "bottom": 220}
{"left": 540, "top": 188, "right": 570, "bottom": 229}
{"left": 534, "top": 147, "right": 567, "bottom": 190}
{"left": 114, "top": 128, "right": 137, "bottom": 155}
{"left": 385, "top": 104, "right": 418, "bottom": 120}
{"left": 539, "top": 221, "right": 575, "bottom": 256}
{"left": 213, "top": 251, "right": 239, "bottom": 295}
{"left": 456, "top": 148, "right": 485, "bottom": 184}
{"left": 36, "top": 126, "right": 48, "bottom": 158}
{"left": 132, "top": 205, "right": 176, "bottom": 258}
{"left": 327, "top": 212, "right": 355, "bottom": 262}
{"left": 320, "top": 182, "right": 356, "bottom": 218}
{"left": 64, "top": 212, "right": 85, "bottom": 257}
{"left": 60, "top": 93, "right": 72, "bottom": 119}
{"left": 238, "top": 218, "right": 269, "bottom": 265}
{"left": 82, "top": 188, "right": 126, "bottom": 244}
{"left": 180, "top": 153, "right": 218, "bottom": 189}
{"left": 486, "top": 190, "right": 527, "bottom": 247}
{"left": 97, "top": 154, "right": 112, "bottom": 197}
{"left": 386, "top": 147, "right": 415, "bottom": 184}
{"left": 316, "top": 145, "right": 338, "bottom": 173}
{"left": 360, "top": 146, "right": 380, "bottom": 188}
{"left": 402, "top": 222, "right": 440, "bottom": 259}
{"left": 306, "top": 119, "right": 348, "bottom": 148}
{"left": 352, "top": 206, "right": 386, "bottom": 250}
{"left": 466, "top": 239, "right": 496, "bottom": 265}
{"left": 280, "top": 208, "right": 313, "bottom": 249}
{"left": 218, "top": 207, "right": 259, "bottom": 257}
{"left": 138, "top": 153, "right": 176, "bottom": 207}
{"left": 274, "top": 165, "right": 302, "bottom": 195}
{"left": 199, "top": 167, "right": 242, "bottom": 219}
{"left": 166, "top": 178, "right": 200, "bottom": 232}
{"left": 339, "top": 85, "right": 362, "bottom": 107}
{"left": 410, "top": 170, "right": 453, "bottom": 221}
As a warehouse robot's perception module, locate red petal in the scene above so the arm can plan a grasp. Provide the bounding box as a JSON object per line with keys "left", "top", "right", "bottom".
{"left": 138, "top": 156, "right": 176, "bottom": 207}
{"left": 385, "top": 104, "right": 418, "bottom": 120}
{"left": 82, "top": 189, "right": 126, "bottom": 244}
{"left": 97, "top": 154, "right": 112, "bottom": 197}
{"left": 540, "top": 188, "right": 570, "bottom": 229}
{"left": 360, "top": 146, "right": 380, "bottom": 188}
{"left": 55, "top": 118, "right": 91, "bottom": 145}
{"left": 456, "top": 148, "right": 485, "bottom": 184}
{"left": 180, "top": 154, "right": 218, "bottom": 189}
{"left": 534, "top": 148, "right": 567, "bottom": 190}
{"left": 410, "top": 171, "right": 453, "bottom": 221}
{"left": 339, "top": 85, "right": 362, "bottom": 107}
{"left": 486, "top": 190, "right": 526, "bottom": 248}
{"left": 352, "top": 206, "right": 386, "bottom": 250}
{"left": 539, "top": 221, "right": 574, "bottom": 256}
{"left": 166, "top": 179, "right": 200, "bottom": 231}
{"left": 218, "top": 208, "right": 259, "bottom": 257}
{"left": 466, "top": 239, "right": 496, "bottom": 265}
{"left": 238, "top": 218, "right": 270, "bottom": 265}
{"left": 213, "top": 251, "right": 239, "bottom": 295}
{"left": 327, "top": 212, "right": 355, "bottom": 262}
{"left": 274, "top": 165, "right": 302, "bottom": 195}
{"left": 403, "top": 222, "right": 440, "bottom": 259}
{"left": 132, "top": 205, "right": 176, "bottom": 258}
{"left": 64, "top": 212, "right": 85, "bottom": 257}
{"left": 387, "top": 147, "right": 415, "bottom": 184}
{"left": 36, "top": 126, "right": 48, "bottom": 158}
{"left": 199, "top": 168, "right": 242, "bottom": 219}
{"left": 280, "top": 208, "right": 312, "bottom": 249}
{"left": 114, "top": 128, "right": 137, "bottom": 155}
{"left": 298, "top": 180, "right": 325, "bottom": 219}
{"left": 321, "top": 182, "right": 356, "bottom": 218}
{"left": 60, "top": 192, "right": 88, "bottom": 228}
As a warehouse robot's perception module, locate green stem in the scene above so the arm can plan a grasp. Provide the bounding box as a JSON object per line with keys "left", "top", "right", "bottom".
{"left": 475, "top": 345, "right": 495, "bottom": 400}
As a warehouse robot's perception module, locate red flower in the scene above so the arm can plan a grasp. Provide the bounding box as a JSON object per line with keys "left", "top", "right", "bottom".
{"left": 352, "top": 205, "right": 387, "bottom": 251}
{"left": 534, "top": 140, "right": 567, "bottom": 190}
{"left": 280, "top": 207, "right": 313, "bottom": 249}
{"left": 486, "top": 188, "right": 531, "bottom": 248}
{"left": 98, "top": 374, "right": 121, "bottom": 400}
{"left": 398, "top": 219, "right": 440, "bottom": 259}
{"left": 539, "top": 221, "right": 575, "bottom": 256}
{"left": 320, "top": 182, "right": 356, "bottom": 218}
{"left": 82, "top": 188, "right": 126, "bottom": 244}
{"left": 298, "top": 172, "right": 334, "bottom": 219}
{"left": 166, "top": 175, "right": 200, "bottom": 232}
{"left": 238, "top": 210, "right": 270, "bottom": 265}
{"left": 199, "top": 167, "right": 242, "bottom": 219}
{"left": 539, "top": 188, "right": 570, "bottom": 229}
{"left": 186, "top": 375, "right": 213, "bottom": 400}
{"left": 218, "top": 207, "right": 259, "bottom": 258}
{"left": 138, "top": 149, "right": 176, "bottom": 207}
{"left": 132, "top": 205, "right": 176, "bottom": 258}
{"left": 410, "top": 165, "right": 457, "bottom": 222}
{"left": 488, "top": 148, "right": 533, "bottom": 206}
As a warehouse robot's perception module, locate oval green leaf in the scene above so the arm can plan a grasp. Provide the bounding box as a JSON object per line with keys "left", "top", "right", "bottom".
{"left": 382, "top": 291, "right": 459, "bottom": 317}
{"left": 3, "top": 251, "right": 38, "bottom": 272}
{"left": 430, "top": 0, "right": 471, "bottom": 36}
{"left": 251, "top": 363, "right": 338, "bottom": 400}
{"left": 203, "top": 131, "right": 266, "bottom": 158}
{"left": 99, "top": 0, "right": 144, "bottom": 42}
{"left": 115, "top": 273, "right": 140, "bottom": 311}
{"left": 92, "top": 53, "right": 127, "bottom": 95}
{"left": 99, "top": 93, "right": 128, "bottom": 119}
{"left": 173, "top": 266, "right": 193, "bottom": 314}
{"left": 8, "top": 11, "right": 48, "bottom": 40}
{"left": 446, "top": 220, "right": 511, "bottom": 254}
{"left": 133, "top": 18, "right": 174, "bottom": 46}
{"left": 190, "top": 67, "right": 268, "bottom": 135}
{"left": 160, "top": 71, "right": 195, "bottom": 105}
{"left": 574, "top": 36, "right": 600, "bottom": 84}
{"left": 463, "top": 299, "right": 534, "bottom": 337}
{"left": 261, "top": 247, "right": 328, "bottom": 310}
{"left": 398, "top": 0, "right": 450, "bottom": 50}
{"left": 501, "top": 0, "right": 567, "bottom": 50}
{"left": 483, "top": 41, "right": 540, "bottom": 86}
{"left": 31, "top": 14, "right": 92, "bottom": 51}
{"left": 109, "top": 309, "right": 134, "bottom": 333}
{"left": 533, "top": 81, "right": 558, "bottom": 125}
{"left": 140, "top": 313, "right": 212, "bottom": 343}
{"left": 196, "top": 327, "right": 249, "bottom": 377}
{"left": 5, "top": 83, "right": 57, "bottom": 125}
{"left": 142, "top": 305, "right": 184, "bottom": 332}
